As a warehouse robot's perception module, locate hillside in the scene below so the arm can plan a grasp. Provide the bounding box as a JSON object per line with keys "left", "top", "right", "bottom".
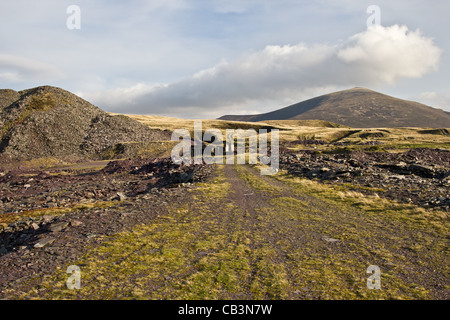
{"left": 219, "top": 88, "right": 450, "bottom": 128}
{"left": 0, "top": 86, "right": 171, "bottom": 162}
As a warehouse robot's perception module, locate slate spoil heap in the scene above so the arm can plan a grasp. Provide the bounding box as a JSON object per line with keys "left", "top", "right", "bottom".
{"left": 0, "top": 86, "right": 171, "bottom": 162}
{"left": 280, "top": 148, "right": 450, "bottom": 210}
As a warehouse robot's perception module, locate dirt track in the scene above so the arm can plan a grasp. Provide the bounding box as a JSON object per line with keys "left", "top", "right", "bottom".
{"left": 0, "top": 164, "right": 448, "bottom": 299}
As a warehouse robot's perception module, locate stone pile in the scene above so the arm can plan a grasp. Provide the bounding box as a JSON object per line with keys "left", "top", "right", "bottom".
{"left": 280, "top": 148, "right": 449, "bottom": 210}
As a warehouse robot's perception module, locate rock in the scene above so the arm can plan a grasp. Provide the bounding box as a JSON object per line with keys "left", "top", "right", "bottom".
{"left": 48, "top": 221, "right": 69, "bottom": 232}
{"left": 117, "top": 192, "right": 127, "bottom": 201}
{"left": 323, "top": 236, "right": 339, "bottom": 243}
{"left": 43, "top": 215, "right": 53, "bottom": 223}
{"left": 280, "top": 148, "right": 450, "bottom": 211}
{"left": 31, "top": 222, "right": 40, "bottom": 230}
{"left": 132, "top": 184, "right": 148, "bottom": 194}
{"left": 408, "top": 164, "right": 435, "bottom": 178}
{"left": 389, "top": 174, "right": 406, "bottom": 180}
{"left": 179, "top": 171, "right": 194, "bottom": 183}
{"left": 34, "top": 238, "right": 55, "bottom": 248}
{"left": 441, "top": 171, "right": 450, "bottom": 181}
{"left": 336, "top": 172, "right": 351, "bottom": 178}
{"left": 70, "top": 220, "right": 83, "bottom": 227}
{"left": 120, "top": 212, "right": 134, "bottom": 218}
{"left": 111, "top": 192, "right": 127, "bottom": 201}
{"left": 85, "top": 192, "right": 95, "bottom": 198}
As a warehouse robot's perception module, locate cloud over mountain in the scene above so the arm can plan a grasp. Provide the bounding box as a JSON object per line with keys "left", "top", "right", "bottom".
{"left": 81, "top": 25, "right": 441, "bottom": 117}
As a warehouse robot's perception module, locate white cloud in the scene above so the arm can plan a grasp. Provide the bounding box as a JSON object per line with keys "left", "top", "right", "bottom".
{"left": 338, "top": 25, "right": 441, "bottom": 83}
{"left": 77, "top": 83, "right": 158, "bottom": 109}
{"left": 0, "top": 54, "right": 64, "bottom": 84}
{"left": 81, "top": 24, "right": 442, "bottom": 118}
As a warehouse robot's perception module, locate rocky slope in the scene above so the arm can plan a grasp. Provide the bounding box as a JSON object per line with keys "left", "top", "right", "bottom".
{"left": 0, "top": 86, "right": 171, "bottom": 162}
{"left": 219, "top": 87, "right": 450, "bottom": 128}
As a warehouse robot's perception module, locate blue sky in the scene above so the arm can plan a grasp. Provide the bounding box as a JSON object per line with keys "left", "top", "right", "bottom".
{"left": 1, "top": 0, "right": 449, "bottom": 118}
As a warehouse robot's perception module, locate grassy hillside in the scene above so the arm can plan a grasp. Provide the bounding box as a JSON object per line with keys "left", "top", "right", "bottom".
{"left": 117, "top": 113, "right": 450, "bottom": 152}
{"left": 219, "top": 87, "right": 450, "bottom": 128}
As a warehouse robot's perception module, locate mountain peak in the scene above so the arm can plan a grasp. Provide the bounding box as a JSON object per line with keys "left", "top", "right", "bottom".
{"left": 219, "top": 88, "right": 450, "bottom": 128}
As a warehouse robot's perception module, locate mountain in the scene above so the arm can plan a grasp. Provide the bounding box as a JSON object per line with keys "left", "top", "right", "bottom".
{"left": 219, "top": 88, "right": 450, "bottom": 128}
{"left": 0, "top": 86, "right": 171, "bottom": 161}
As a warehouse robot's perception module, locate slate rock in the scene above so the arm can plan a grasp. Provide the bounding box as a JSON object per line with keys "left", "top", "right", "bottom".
{"left": 49, "top": 222, "right": 69, "bottom": 233}
{"left": 34, "top": 238, "right": 55, "bottom": 248}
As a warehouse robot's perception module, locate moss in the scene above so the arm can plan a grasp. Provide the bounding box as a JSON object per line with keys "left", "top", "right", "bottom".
{"left": 269, "top": 197, "right": 309, "bottom": 212}
{"left": 22, "top": 157, "right": 64, "bottom": 169}
{"left": 0, "top": 201, "right": 118, "bottom": 225}
{"left": 27, "top": 92, "right": 60, "bottom": 111}
{"left": 339, "top": 182, "right": 386, "bottom": 193}
{"left": 327, "top": 130, "right": 361, "bottom": 143}
{"left": 235, "top": 164, "right": 282, "bottom": 195}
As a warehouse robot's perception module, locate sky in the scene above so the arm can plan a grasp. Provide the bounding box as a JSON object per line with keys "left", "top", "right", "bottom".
{"left": 0, "top": 0, "right": 449, "bottom": 119}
